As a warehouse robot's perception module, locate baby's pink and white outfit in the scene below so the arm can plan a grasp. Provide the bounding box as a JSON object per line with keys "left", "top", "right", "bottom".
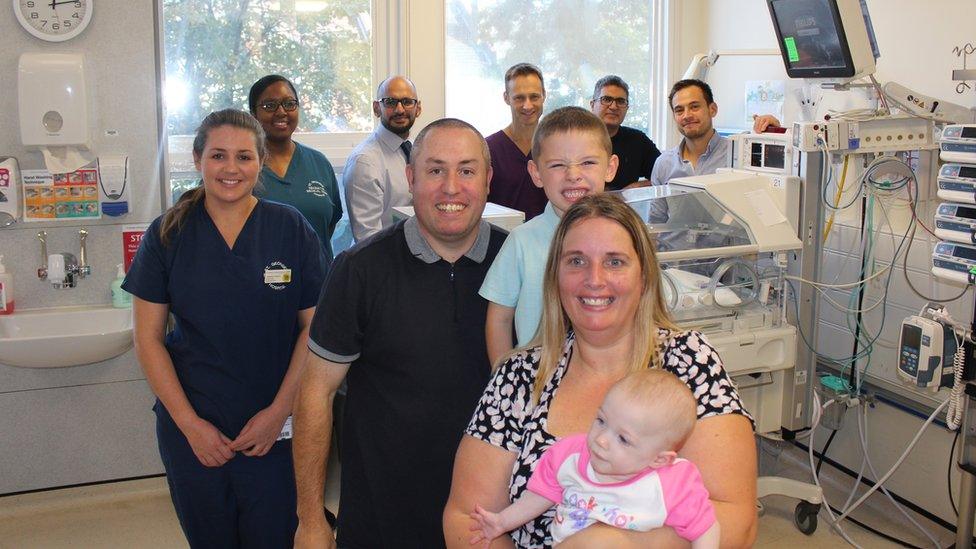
{"left": 526, "top": 434, "right": 716, "bottom": 543}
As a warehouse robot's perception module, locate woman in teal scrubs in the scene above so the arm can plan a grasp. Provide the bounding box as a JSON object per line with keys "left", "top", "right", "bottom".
{"left": 249, "top": 75, "right": 343, "bottom": 262}
{"left": 125, "top": 109, "right": 325, "bottom": 548}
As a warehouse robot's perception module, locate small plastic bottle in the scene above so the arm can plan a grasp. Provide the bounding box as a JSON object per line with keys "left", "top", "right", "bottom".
{"left": 111, "top": 263, "right": 132, "bottom": 308}
{"left": 0, "top": 255, "right": 13, "bottom": 315}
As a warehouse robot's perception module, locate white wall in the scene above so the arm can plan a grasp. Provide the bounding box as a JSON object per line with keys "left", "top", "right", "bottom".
{"left": 0, "top": 0, "right": 163, "bottom": 493}
{"left": 692, "top": 0, "right": 976, "bottom": 525}
{"left": 692, "top": 0, "right": 976, "bottom": 134}
{"left": 0, "top": 0, "right": 445, "bottom": 494}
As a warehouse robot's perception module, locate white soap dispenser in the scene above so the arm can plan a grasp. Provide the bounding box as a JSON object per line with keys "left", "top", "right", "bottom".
{"left": 111, "top": 263, "right": 131, "bottom": 309}
{"left": 0, "top": 255, "right": 14, "bottom": 315}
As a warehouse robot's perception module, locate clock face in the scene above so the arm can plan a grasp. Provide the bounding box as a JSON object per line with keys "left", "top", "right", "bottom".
{"left": 14, "top": 0, "right": 92, "bottom": 42}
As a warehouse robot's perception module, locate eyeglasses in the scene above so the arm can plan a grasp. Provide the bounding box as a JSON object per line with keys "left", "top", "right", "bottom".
{"left": 378, "top": 97, "right": 419, "bottom": 109}
{"left": 258, "top": 99, "right": 300, "bottom": 113}
{"left": 596, "top": 96, "right": 629, "bottom": 107}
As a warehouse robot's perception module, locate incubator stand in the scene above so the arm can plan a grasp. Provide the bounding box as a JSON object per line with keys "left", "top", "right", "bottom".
{"left": 617, "top": 173, "right": 802, "bottom": 434}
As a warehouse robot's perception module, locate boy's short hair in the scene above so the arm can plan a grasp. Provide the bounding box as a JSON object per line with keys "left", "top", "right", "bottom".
{"left": 613, "top": 369, "right": 698, "bottom": 450}
{"left": 668, "top": 79, "right": 715, "bottom": 109}
{"left": 504, "top": 63, "right": 545, "bottom": 93}
{"left": 531, "top": 106, "right": 612, "bottom": 160}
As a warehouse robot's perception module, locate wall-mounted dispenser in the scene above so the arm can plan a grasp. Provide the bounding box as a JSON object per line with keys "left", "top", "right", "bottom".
{"left": 0, "top": 157, "right": 21, "bottom": 227}
{"left": 18, "top": 53, "right": 94, "bottom": 174}
{"left": 18, "top": 53, "right": 89, "bottom": 146}
{"left": 97, "top": 155, "right": 129, "bottom": 217}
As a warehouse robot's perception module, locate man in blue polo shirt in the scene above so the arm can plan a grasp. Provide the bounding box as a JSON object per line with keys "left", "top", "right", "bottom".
{"left": 651, "top": 79, "right": 781, "bottom": 185}
{"left": 293, "top": 118, "right": 505, "bottom": 549}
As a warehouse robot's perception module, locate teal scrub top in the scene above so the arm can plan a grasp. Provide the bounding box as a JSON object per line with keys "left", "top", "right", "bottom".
{"left": 257, "top": 141, "right": 343, "bottom": 262}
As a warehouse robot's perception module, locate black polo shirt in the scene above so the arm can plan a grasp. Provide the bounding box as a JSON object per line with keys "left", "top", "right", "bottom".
{"left": 308, "top": 216, "right": 505, "bottom": 549}
{"left": 607, "top": 125, "right": 662, "bottom": 191}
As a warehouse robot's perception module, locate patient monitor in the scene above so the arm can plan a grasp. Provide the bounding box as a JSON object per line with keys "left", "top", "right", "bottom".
{"left": 767, "top": 0, "right": 878, "bottom": 80}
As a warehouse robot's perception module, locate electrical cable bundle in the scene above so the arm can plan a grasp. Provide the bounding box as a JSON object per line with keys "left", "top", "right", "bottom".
{"left": 782, "top": 143, "right": 974, "bottom": 547}
{"left": 808, "top": 391, "right": 949, "bottom": 548}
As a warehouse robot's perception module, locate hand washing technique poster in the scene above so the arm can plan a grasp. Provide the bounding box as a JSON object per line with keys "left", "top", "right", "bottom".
{"left": 22, "top": 167, "right": 101, "bottom": 221}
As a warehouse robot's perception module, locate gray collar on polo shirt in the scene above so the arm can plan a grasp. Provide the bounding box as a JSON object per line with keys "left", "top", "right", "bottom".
{"left": 404, "top": 216, "right": 492, "bottom": 264}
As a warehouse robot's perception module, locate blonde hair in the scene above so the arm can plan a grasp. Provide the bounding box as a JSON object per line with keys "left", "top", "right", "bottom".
{"left": 612, "top": 369, "right": 697, "bottom": 450}
{"left": 530, "top": 193, "right": 678, "bottom": 404}
{"left": 531, "top": 106, "right": 612, "bottom": 160}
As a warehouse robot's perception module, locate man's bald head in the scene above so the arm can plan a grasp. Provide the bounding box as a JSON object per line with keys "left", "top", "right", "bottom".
{"left": 373, "top": 75, "right": 422, "bottom": 138}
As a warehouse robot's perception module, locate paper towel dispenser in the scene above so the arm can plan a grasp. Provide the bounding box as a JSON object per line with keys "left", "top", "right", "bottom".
{"left": 18, "top": 53, "right": 90, "bottom": 147}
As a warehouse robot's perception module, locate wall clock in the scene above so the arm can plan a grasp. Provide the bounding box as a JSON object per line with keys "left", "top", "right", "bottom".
{"left": 13, "top": 0, "right": 92, "bottom": 42}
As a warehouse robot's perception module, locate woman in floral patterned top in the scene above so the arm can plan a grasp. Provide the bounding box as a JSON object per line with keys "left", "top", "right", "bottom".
{"left": 444, "top": 194, "right": 757, "bottom": 548}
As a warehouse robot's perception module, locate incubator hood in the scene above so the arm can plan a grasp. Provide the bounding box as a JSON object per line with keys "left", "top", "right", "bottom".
{"left": 616, "top": 170, "right": 803, "bottom": 262}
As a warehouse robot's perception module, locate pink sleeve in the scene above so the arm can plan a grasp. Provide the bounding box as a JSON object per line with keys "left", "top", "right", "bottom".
{"left": 658, "top": 460, "right": 717, "bottom": 541}
{"left": 526, "top": 434, "right": 585, "bottom": 503}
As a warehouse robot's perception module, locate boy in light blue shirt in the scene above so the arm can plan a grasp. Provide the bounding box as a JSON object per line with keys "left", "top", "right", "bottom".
{"left": 480, "top": 107, "right": 619, "bottom": 363}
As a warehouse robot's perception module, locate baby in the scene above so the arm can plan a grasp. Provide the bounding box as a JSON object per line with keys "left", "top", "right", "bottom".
{"left": 470, "top": 369, "right": 719, "bottom": 547}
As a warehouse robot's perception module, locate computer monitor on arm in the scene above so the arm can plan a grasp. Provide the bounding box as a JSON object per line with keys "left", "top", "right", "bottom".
{"left": 767, "top": 0, "right": 879, "bottom": 80}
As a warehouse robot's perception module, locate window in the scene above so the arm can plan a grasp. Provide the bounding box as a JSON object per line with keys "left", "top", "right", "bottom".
{"left": 445, "top": 0, "right": 653, "bottom": 134}
{"left": 160, "top": 0, "right": 377, "bottom": 252}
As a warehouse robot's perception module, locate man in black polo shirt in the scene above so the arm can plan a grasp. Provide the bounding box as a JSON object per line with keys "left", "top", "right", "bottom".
{"left": 293, "top": 118, "right": 505, "bottom": 549}
{"left": 590, "top": 74, "right": 662, "bottom": 191}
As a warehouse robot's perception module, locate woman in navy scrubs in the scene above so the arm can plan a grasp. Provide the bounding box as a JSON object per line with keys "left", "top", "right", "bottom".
{"left": 248, "top": 75, "right": 343, "bottom": 263}
{"left": 125, "top": 109, "right": 325, "bottom": 548}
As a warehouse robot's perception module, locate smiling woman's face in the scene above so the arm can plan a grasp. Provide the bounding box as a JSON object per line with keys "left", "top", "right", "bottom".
{"left": 254, "top": 81, "right": 299, "bottom": 143}
{"left": 194, "top": 125, "right": 261, "bottom": 208}
{"left": 558, "top": 216, "right": 643, "bottom": 338}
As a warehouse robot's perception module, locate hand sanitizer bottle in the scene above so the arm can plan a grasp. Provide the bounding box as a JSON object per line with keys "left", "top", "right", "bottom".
{"left": 0, "top": 255, "right": 13, "bottom": 315}
{"left": 111, "top": 263, "right": 132, "bottom": 308}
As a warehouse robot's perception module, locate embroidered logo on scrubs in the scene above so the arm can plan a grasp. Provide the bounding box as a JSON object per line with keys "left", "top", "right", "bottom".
{"left": 306, "top": 180, "right": 327, "bottom": 197}
{"left": 264, "top": 260, "right": 292, "bottom": 291}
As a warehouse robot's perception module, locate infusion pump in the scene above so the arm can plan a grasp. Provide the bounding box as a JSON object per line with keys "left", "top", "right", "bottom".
{"left": 935, "top": 203, "right": 976, "bottom": 244}
{"left": 932, "top": 241, "right": 976, "bottom": 284}
{"left": 897, "top": 316, "right": 956, "bottom": 390}
{"left": 937, "top": 163, "right": 976, "bottom": 205}
{"left": 940, "top": 124, "right": 976, "bottom": 164}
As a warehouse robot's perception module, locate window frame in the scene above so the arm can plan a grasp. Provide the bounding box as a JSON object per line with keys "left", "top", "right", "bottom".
{"left": 440, "top": 0, "right": 673, "bottom": 146}
{"left": 155, "top": 0, "right": 403, "bottom": 207}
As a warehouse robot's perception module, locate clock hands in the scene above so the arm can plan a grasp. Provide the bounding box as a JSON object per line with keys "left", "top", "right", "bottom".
{"left": 48, "top": 0, "right": 78, "bottom": 10}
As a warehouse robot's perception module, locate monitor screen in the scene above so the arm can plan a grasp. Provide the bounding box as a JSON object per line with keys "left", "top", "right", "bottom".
{"left": 764, "top": 144, "right": 786, "bottom": 169}
{"left": 769, "top": 0, "right": 850, "bottom": 75}
{"left": 958, "top": 206, "right": 976, "bottom": 220}
{"left": 954, "top": 245, "right": 976, "bottom": 262}
{"left": 901, "top": 324, "right": 921, "bottom": 352}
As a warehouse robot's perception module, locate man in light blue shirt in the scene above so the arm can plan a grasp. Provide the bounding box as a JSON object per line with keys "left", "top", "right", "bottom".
{"left": 345, "top": 76, "right": 422, "bottom": 242}
{"left": 650, "top": 79, "right": 730, "bottom": 186}
{"left": 651, "top": 79, "right": 780, "bottom": 185}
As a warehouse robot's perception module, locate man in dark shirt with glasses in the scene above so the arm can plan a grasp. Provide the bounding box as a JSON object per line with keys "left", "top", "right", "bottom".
{"left": 589, "top": 74, "right": 661, "bottom": 191}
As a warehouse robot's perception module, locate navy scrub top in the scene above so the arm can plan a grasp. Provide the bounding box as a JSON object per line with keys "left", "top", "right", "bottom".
{"left": 256, "top": 142, "right": 343, "bottom": 263}
{"left": 123, "top": 199, "right": 326, "bottom": 438}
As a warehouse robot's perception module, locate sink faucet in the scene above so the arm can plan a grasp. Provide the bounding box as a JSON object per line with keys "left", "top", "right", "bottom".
{"left": 37, "top": 229, "right": 92, "bottom": 289}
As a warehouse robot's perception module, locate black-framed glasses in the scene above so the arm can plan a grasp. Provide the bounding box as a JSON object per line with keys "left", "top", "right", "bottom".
{"left": 259, "top": 99, "right": 300, "bottom": 113}
{"left": 597, "top": 96, "right": 629, "bottom": 107}
{"left": 378, "top": 97, "right": 419, "bottom": 109}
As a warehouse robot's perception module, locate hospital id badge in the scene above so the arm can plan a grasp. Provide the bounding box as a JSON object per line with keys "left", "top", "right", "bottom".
{"left": 264, "top": 268, "right": 292, "bottom": 284}
{"left": 277, "top": 416, "right": 293, "bottom": 441}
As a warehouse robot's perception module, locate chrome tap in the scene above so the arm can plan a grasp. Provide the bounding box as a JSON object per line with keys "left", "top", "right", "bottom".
{"left": 37, "top": 229, "right": 92, "bottom": 288}
{"left": 37, "top": 231, "right": 48, "bottom": 280}
{"left": 78, "top": 229, "right": 91, "bottom": 277}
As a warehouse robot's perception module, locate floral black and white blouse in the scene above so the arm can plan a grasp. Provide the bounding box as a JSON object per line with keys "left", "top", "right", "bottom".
{"left": 465, "top": 329, "right": 752, "bottom": 548}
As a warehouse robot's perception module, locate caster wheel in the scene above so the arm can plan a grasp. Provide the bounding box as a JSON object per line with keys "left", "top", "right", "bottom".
{"left": 793, "top": 501, "right": 820, "bottom": 535}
